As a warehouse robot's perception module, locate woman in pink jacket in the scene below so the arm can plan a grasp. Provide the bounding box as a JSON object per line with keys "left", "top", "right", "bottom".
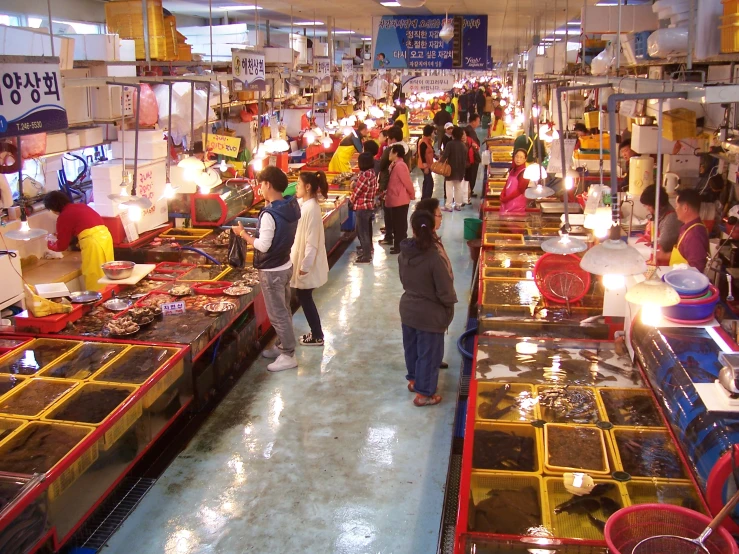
{"left": 385, "top": 144, "right": 416, "bottom": 254}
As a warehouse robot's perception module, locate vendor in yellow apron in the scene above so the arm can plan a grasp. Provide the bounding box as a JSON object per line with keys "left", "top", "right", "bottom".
{"left": 451, "top": 96, "right": 459, "bottom": 126}
{"left": 44, "top": 191, "right": 115, "bottom": 291}
{"left": 669, "top": 222, "right": 707, "bottom": 268}
{"left": 328, "top": 124, "right": 369, "bottom": 173}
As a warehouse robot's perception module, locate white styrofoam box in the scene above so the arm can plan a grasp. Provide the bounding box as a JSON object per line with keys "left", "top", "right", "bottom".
{"left": 729, "top": 163, "right": 738, "bottom": 184}
{"left": 116, "top": 129, "right": 164, "bottom": 145}
{"left": 61, "top": 68, "right": 92, "bottom": 125}
{"left": 111, "top": 140, "right": 168, "bottom": 160}
{"left": 582, "top": 5, "right": 658, "bottom": 34}
{"left": 92, "top": 196, "right": 168, "bottom": 234}
{"left": 0, "top": 250, "right": 24, "bottom": 308}
{"left": 534, "top": 57, "right": 555, "bottom": 75}
{"left": 695, "top": 0, "right": 722, "bottom": 61}
{"left": 89, "top": 200, "right": 122, "bottom": 218}
{"left": 708, "top": 65, "right": 733, "bottom": 84}
{"left": 45, "top": 134, "right": 67, "bottom": 155}
{"left": 665, "top": 154, "right": 701, "bottom": 178}
{"left": 77, "top": 127, "right": 104, "bottom": 147}
{"left": 90, "top": 83, "right": 134, "bottom": 121}
{"left": 0, "top": 26, "right": 74, "bottom": 70}
{"left": 68, "top": 34, "right": 119, "bottom": 62}
{"left": 632, "top": 125, "right": 676, "bottom": 154}
{"left": 314, "top": 42, "right": 329, "bottom": 57}
{"left": 66, "top": 132, "right": 81, "bottom": 150}
{"left": 43, "top": 155, "right": 63, "bottom": 191}
{"left": 264, "top": 47, "right": 294, "bottom": 64}
{"left": 91, "top": 158, "right": 166, "bottom": 198}
{"left": 119, "top": 39, "right": 136, "bottom": 62}
{"left": 91, "top": 63, "right": 136, "bottom": 80}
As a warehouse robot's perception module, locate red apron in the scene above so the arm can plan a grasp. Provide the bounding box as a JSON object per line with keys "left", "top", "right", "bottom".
{"left": 500, "top": 165, "right": 527, "bottom": 215}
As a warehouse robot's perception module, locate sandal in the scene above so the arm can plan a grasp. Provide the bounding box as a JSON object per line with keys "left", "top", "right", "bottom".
{"left": 413, "top": 394, "right": 442, "bottom": 407}
{"left": 300, "top": 333, "right": 324, "bottom": 346}
{"left": 407, "top": 380, "right": 415, "bottom": 392}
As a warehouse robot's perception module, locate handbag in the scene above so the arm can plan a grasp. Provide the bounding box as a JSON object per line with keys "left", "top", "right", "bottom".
{"left": 472, "top": 147, "right": 482, "bottom": 165}
{"left": 431, "top": 160, "right": 451, "bottom": 177}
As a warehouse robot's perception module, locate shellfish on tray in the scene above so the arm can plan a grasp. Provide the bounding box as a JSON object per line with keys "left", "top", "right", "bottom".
{"left": 204, "top": 301, "right": 236, "bottom": 313}
{"left": 106, "top": 316, "right": 140, "bottom": 336}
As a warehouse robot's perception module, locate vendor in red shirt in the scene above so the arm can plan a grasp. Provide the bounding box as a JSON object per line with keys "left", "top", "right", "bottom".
{"left": 44, "top": 191, "right": 115, "bottom": 291}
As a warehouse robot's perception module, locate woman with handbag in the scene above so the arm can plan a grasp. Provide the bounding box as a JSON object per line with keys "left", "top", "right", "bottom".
{"left": 500, "top": 148, "right": 530, "bottom": 215}
{"left": 385, "top": 144, "right": 416, "bottom": 254}
{"left": 439, "top": 127, "right": 468, "bottom": 211}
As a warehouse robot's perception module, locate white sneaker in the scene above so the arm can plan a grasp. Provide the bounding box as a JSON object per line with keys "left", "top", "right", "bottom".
{"left": 262, "top": 346, "right": 281, "bottom": 359}
{"left": 267, "top": 354, "right": 298, "bottom": 372}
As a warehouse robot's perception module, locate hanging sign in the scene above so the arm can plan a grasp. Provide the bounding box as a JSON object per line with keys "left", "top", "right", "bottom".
{"left": 401, "top": 75, "right": 455, "bottom": 94}
{"left": 341, "top": 59, "right": 354, "bottom": 78}
{"left": 371, "top": 15, "right": 488, "bottom": 70}
{"left": 232, "top": 50, "right": 266, "bottom": 92}
{"left": 314, "top": 57, "right": 331, "bottom": 82}
{"left": 206, "top": 134, "right": 242, "bottom": 157}
{"left": 0, "top": 61, "right": 68, "bottom": 139}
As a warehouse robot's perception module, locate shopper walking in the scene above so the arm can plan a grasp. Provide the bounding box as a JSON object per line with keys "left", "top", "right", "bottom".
{"left": 458, "top": 88, "right": 469, "bottom": 125}
{"left": 433, "top": 105, "right": 452, "bottom": 151}
{"left": 352, "top": 153, "right": 380, "bottom": 265}
{"left": 417, "top": 124, "right": 436, "bottom": 200}
{"left": 439, "top": 126, "right": 468, "bottom": 211}
{"left": 232, "top": 166, "right": 301, "bottom": 371}
{"left": 465, "top": 114, "right": 482, "bottom": 199}
{"left": 399, "top": 209, "right": 458, "bottom": 406}
{"left": 385, "top": 144, "right": 416, "bottom": 254}
{"left": 288, "top": 171, "right": 330, "bottom": 347}
{"left": 378, "top": 127, "right": 408, "bottom": 246}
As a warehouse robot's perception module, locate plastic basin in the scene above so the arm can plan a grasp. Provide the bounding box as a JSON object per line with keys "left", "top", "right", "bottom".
{"left": 663, "top": 269, "right": 710, "bottom": 295}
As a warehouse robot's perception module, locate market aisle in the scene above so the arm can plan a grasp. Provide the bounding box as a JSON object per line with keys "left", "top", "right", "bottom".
{"left": 105, "top": 173, "right": 476, "bottom": 554}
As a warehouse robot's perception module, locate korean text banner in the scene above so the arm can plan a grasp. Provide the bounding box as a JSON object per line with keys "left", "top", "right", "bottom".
{"left": 232, "top": 50, "right": 266, "bottom": 92}
{"left": 0, "top": 62, "right": 67, "bottom": 139}
{"left": 372, "top": 15, "right": 488, "bottom": 70}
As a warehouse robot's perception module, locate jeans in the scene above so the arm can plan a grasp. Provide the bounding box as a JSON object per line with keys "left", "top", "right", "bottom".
{"left": 421, "top": 170, "right": 434, "bottom": 199}
{"left": 435, "top": 125, "right": 445, "bottom": 151}
{"left": 296, "top": 287, "right": 323, "bottom": 340}
{"left": 382, "top": 202, "right": 393, "bottom": 242}
{"left": 459, "top": 110, "right": 468, "bottom": 125}
{"left": 355, "top": 209, "right": 374, "bottom": 257}
{"left": 259, "top": 267, "right": 296, "bottom": 356}
{"left": 466, "top": 163, "right": 479, "bottom": 196}
{"left": 402, "top": 323, "right": 444, "bottom": 396}
{"left": 444, "top": 180, "right": 467, "bottom": 208}
{"left": 389, "top": 204, "right": 410, "bottom": 250}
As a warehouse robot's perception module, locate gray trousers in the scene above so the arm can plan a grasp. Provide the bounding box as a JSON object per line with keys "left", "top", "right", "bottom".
{"left": 259, "top": 267, "right": 296, "bottom": 356}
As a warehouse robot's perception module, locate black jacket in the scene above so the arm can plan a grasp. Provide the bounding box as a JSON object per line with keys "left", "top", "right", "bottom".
{"left": 476, "top": 90, "right": 486, "bottom": 114}
{"left": 253, "top": 196, "right": 301, "bottom": 270}
{"left": 398, "top": 239, "right": 457, "bottom": 333}
{"left": 433, "top": 110, "right": 452, "bottom": 127}
{"left": 440, "top": 139, "right": 468, "bottom": 181}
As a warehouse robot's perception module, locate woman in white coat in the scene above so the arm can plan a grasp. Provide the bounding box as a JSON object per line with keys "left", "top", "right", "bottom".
{"left": 290, "top": 171, "right": 330, "bottom": 346}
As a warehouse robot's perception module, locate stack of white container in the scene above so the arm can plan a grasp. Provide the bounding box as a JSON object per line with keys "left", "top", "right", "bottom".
{"left": 648, "top": 0, "right": 722, "bottom": 59}
{"left": 90, "top": 129, "right": 169, "bottom": 234}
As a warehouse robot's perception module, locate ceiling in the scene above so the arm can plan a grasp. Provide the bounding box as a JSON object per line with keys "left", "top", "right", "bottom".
{"left": 163, "top": 0, "right": 653, "bottom": 62}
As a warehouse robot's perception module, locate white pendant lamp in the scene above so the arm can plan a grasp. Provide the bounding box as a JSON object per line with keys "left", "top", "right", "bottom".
{"left": 580, "top": 234, "right": 647, "bottom": 286}
{"left": 7, "top": 140, "right": 46, "bottom": 241}
{"left": 523, "top": 164, "right": 553, "bottom": 199}
{"left": 541, "top": 232, "right": 587, "bottom": 254}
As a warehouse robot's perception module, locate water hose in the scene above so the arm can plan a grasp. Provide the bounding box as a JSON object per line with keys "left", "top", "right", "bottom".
{"left": 457, "top": 326, "right": 477, "bottom": 360}
{"left": 178, "top": 246, "right": 222, "bottom": 265}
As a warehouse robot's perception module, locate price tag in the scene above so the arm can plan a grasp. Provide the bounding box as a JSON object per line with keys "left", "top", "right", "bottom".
{"left": 207, "top": 134, "right": 241, "bottom": 157}
{"left": 161, "top": 301, "right": 186, "bottom": 316}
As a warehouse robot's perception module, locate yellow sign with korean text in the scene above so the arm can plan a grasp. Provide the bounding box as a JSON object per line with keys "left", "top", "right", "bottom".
{"left": 206, "top": 134, "right": 241, "bottom": 157}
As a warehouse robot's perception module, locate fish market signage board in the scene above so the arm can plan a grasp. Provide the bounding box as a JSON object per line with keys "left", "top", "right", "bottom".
{"left": 161, "top": 301, "right": 186, "bottom": 316}
{"left": 341, "top": 59, "right": 353, "bottom": 78}
{"left": 401, "top": 75, "right": 455, "bottom": 95}
{"left": 371, "top": 15, "right": 488, "bottom": 70}
{"left": 0, "top": 61, "right": 67, "bottom": 139}
{"left": 207, "top": 134, "right": 241, "bottom": 157}
{"left": 232, "top": 50, "right": 266, "bottom": 92}
{"left": 314, "top": 57, "right": 331, "bottom": 83}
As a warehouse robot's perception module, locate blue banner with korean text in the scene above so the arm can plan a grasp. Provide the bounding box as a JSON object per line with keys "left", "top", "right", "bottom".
{"left": 371, "top": 15, "right": 488, "bottom": 70}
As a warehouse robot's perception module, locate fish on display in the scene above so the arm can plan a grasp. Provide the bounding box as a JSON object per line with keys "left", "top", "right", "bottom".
{"left": 587, "top": 513, "right": 606, "bottom": 531}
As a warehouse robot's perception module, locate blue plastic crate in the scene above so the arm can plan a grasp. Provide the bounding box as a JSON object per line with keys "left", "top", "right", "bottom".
{"left": 634, "top": 31, "right": 653, "bottom": 61}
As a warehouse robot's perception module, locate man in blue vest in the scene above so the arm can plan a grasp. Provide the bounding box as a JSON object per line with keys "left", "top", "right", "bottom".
{"left": 232, "top": 166, "right": 301, "bottom": 371}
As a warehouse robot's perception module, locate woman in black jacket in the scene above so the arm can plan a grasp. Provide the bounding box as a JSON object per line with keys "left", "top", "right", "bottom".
{"left": 439, "top": 126, "right": 468, "bottom": 211}
{"left": 398, "top": 209, "right": 458, "bottom": 406}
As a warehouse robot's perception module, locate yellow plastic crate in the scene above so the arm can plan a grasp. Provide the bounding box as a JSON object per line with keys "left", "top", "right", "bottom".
{"left": 473, "top": 421, "right": 543, "bottom": 474}
{"left": 143, "top": 357, "right": 185, "bottom": 408}
{"left": 663, "top": 108, "right": 697, "bottom": 141}
{"left": 476, "top": 383, "right": 539, "bottom": 422}
{"left": 536, "top": 386, "right": 604, "bottom": 425}
{"left": 482, "top": 267, "right": 534, "bottom": 280}
{"left": 578, "top": 133, "right": 610, "bottom": 150}
{"left": 584, "top": 111, "right": 601, "bottom": 130}
{"left": 544, "top": 477, "right": 627, "bottom": 540}
{"left": 483, "top": 233, "right": 525, "bottom": 247}
{"left": 0, "top": 374, "right": 26, "bottom": 404}
{"left": 39, "top": 342, "right": 129, "bottom": 380}
{"left": 43, "top": 382, "right": 138, "bottom": 427}
{"left": 0, "top": 378, "right": 79, "bottom": 419}
{"left": 92, "top": 346, "right": 178, "bottom": 386}
{"left": 0, "top": 339, "right": 81, "bottom": 376}
{"left": 624, "top": 478, "right": 705, "bottom": 513}
{"left": 468, "top": 471, "right": 550, "bottom": 534}
{"left": 163, "top": 15, "right": 179, "bottom": 61}
{"left": 176, "top": 265, "right": 232, "bottom": 282}
{"left": 105, "top": 0, "right": 171, "bottom": 61}
{"left": 160, "top": 228, "right": 212, "bottom": 240}
{"left": 596, "top": 388, "right": 665, "bottom": 428}
{"left": 544, "top": 424, "right": 610, "bottom": 477}
{"left": 610, "top": 428, "right": 689, "bottom": 480}
{"left": 482, "top": 278, "right": 541, "bottom": 309}
{"left": 0, "top": 417, "right": 27, "bottom": 445}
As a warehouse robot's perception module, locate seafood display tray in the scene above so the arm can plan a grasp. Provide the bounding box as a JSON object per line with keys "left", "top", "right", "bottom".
{"left": 0, "top": 339, "right": 82, "bottom": 376}
{"left": 536, "top": 385, "right": 604, "bottom": 425}
{"left": 39, "top": 342, "right": 129, "bottom": 380}
{"left": 623, "top": 478, "right": 705, "bottom": 513}
{"left": 42, "top": 382, "right": 138, "bottom": 426}
{"left": 472, "top": 421, "right": 543, "bottom": 474}
{"left": 544, "top": 424, "right": 611, "bottom": 476}
{"left": 596, "top": 388, "right": 665, "bottom": 428}
{"left": 475, "top": 383, "right": 538, "bottom": 423}
{"left": 609, "top": 427, "right": 689, "bottom": 480}
{"left": 0, "top": 378, "right": 79, "bottom": 419}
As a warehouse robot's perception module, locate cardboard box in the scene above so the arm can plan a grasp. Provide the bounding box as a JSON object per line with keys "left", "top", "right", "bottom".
{"left": 45, "top": 134, "right": 67, "bottom": 155}
{"left": 61, "top": 68, "right": 92, "bottom": 126}
{"left": 66, "top": 132, "right": 81, "bottom": 150}
{"left": 77, "top": 127, "right": 104, "bottom": 147}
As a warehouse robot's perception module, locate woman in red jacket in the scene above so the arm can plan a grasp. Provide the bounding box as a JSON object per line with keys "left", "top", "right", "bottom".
{"left": 385, "top": 144, "right": 416, "bottom": 254}
{"left": 500, "top": 148, "right": 530, "bottom": 215}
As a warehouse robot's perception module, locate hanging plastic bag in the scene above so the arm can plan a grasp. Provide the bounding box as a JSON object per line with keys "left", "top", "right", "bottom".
{"left": 481, "top": 149, "right": 491, "bottom": 166}
{"left": 23, "top": 284, "right": 73, "bottom": 317}
{"left": 20, "top": 133, "right": 47, "bottom": 159}
{"left": 227, "top": 229, "right": 246, "bottom": 268}
{"left": 132, "top": 83, "right": 159, "bottom": 126}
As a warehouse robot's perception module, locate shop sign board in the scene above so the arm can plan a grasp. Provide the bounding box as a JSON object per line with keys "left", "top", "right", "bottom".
{"left": 371, "top": 15, "right": 488, "bottom": 70}
{"left": 161, "top": 301, "right": 186, "bottom": 316}
{"left": 314, "top": 57, "right": 331, "bottom": 82}
{"left": 207, "top": 134, "right": 241, "bottom": 157}
{"left": 341, "top": 59, "right": 354, "bottom": 78}
{"left": 401, "top": 75, "right": 455, "bottom": 94}
{"left": 232, "top": 50, "right": 266, "bottom": 92}
{"left": 0, "top": 61, "right": 68, "bottom": 139}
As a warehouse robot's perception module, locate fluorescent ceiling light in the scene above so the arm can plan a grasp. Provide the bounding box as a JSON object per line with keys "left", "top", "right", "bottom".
{"left": 333, "top": 30, "right": 355, "bottom": 34}
{"left": 217, "top": 5, "right": 263, "bottom": 10}
{"left": 381, "top": 1, "right": 401, "bottom": 6}
{"left": 295, "top": 21, "right": 324, "bottom": 25}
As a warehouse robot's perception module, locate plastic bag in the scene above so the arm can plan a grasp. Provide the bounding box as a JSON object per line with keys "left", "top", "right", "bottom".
{"left": 481, "top": 149, "right": 491, "bottom": 165}
{"left": 23, "top": 284, "right": 72, "bottom": 317}
{"left": 154, "top": 82, "right": 215, "bottom": 146}
{"left": 228, "top": 229, "right": 246, "bottom": 268}
{"left": 20, "top": 133, "right": 47, "bottom": 159}
{"left": 133, "top": 83, "right": 159, "bottom": 126}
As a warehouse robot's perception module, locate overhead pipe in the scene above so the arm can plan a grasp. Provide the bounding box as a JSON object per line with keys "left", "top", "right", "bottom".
{"left": 107, "top": 82, "right": 141, "bottom": 198}
{"left": 606, "top": 91, "right": 687, "bottom": 228}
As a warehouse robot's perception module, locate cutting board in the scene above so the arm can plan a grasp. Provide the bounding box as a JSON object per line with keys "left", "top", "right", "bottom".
{"left": 98, "top": 264, "right": 156, "bottom": 285}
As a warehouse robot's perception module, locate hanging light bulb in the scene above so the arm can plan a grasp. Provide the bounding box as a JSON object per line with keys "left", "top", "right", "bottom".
{"left": 196, "top": 168, "right": 221, "bottom": 193}
{"left": 523, "top": 164, "right": 553, "bottom": 199}
{"left": 625, "top": 278, "right": 680, "bottom": 325}
{"left": 219, "top": 159, "right": 229, "bottom": 173}
{"left": 322, "top": 136, "right": 332, "bottom": 149}
{"left": 603, "top": 274, "right": 625, "bottom": 290}
{"left": 304, "top": 130, "right": 316, "bottom": 145}
{"left": 641, "top": 304, "right": 662, "bottom": 326}
{"left": 541, "top": 232, "right": 587, "bottom": 254}
{"left": 161, "top": 181, "right": 178, "bottom": 200}
{"left": 127, "top": 204, "right": 143, "bottom": 222}
{"left": 5, "top": 217, "right": 47, "bottom": 241}
{"left": 178, "top": 155, "right": 204, "bottom": 182}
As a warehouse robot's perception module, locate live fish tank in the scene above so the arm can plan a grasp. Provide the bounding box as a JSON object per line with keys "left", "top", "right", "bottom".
{"left": 475, "top": 337, "right": 643, "bottom": 387}
{"left": 191, "top": 181, "right": 255, "bottom": 227}
{"left": 40, "top": 343, "right": 128, "bottom": 380}
{"left": 0, "top": 340, "right": 80, "bottom": 376}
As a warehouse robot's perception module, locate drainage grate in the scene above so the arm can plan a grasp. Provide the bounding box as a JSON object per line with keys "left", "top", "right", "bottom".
{"left": 438, "top": 453, "right": 464, "bottom": 554}
{"left": 459, "top": 375, "right": 470, "bottom": 397}
{"left": 71, "top": 477, "right": 156, "bottom": 552}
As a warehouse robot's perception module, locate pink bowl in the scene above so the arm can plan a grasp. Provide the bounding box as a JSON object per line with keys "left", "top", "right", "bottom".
{"left": 678, "top": 284, "right": 719, "bottom": 305}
